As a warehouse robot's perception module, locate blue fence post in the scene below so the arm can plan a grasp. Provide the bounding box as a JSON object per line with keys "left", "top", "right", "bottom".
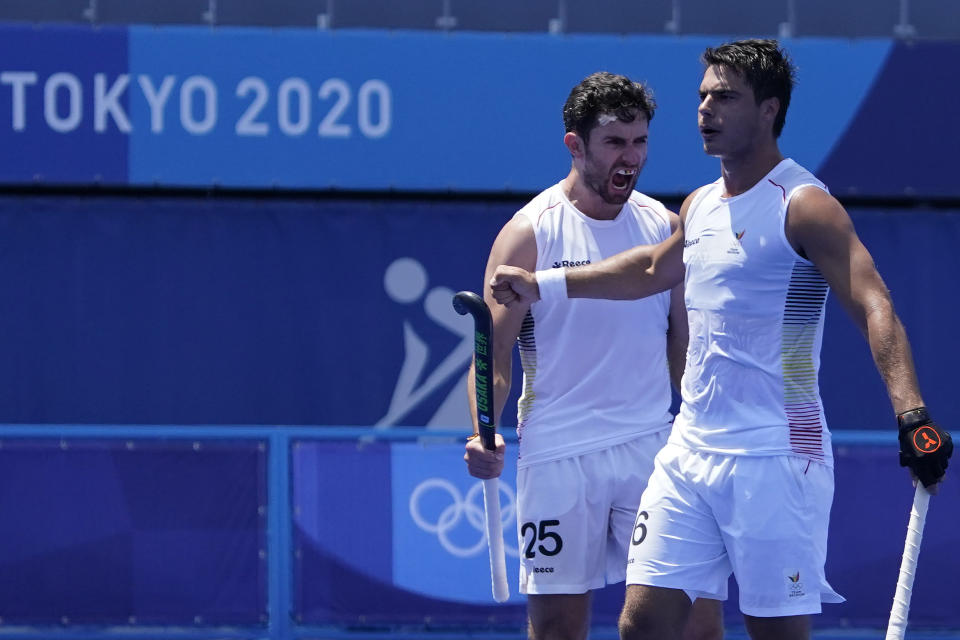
{"left": 267, "top": 428, "right": 293, "bottom": 640}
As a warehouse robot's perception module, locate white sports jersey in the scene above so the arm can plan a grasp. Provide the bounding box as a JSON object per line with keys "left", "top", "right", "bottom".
{"left": 671, "top": 158, "right": 834, "bottom": 463}
{"left": 515, "top": 182, "right": 674, "bottom": 468}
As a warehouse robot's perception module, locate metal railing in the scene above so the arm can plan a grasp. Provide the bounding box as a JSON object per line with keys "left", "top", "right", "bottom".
{"left": 3, "top": 0, "right": 957, "bottom": 40}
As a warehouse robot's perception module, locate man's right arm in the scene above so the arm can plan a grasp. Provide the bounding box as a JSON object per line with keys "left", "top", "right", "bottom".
{"left": 664, "top": 209, "right": 688, "bottom": 392}
{"left": 465, "top": 212, "right": 537, "bottom": 479}
{"left": 490, "top": 190, "right": 698, "bottom": 307}
{"left": 788, "top": 187, "right": 952, "bottom": 490}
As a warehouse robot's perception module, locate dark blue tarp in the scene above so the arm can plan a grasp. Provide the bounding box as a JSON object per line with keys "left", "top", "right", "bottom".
{"left": 0, "top": 438, "right": 267, "bottom": 624}
{"left": 0, "top": 195, "right": 955, "bottom": 432}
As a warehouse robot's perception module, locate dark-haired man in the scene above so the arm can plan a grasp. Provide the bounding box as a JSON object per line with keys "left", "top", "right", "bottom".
{"left": 464, "top": 71, "right": 723, "bottom": 640}
{"left": 490, "top": 40, "right": 951, "bottom": 640}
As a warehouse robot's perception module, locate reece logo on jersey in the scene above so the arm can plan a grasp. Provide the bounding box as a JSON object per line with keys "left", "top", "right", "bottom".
{"left": 551, "top": 259, "right": 592, "bottom": 268}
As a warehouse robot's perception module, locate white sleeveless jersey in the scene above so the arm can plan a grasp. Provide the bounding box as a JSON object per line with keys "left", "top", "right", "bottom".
{"left": 670, "top": 159, "right": 834, "bottom": 464}
{"left": 515, "top": 182, "right": 675, "bottom": 468}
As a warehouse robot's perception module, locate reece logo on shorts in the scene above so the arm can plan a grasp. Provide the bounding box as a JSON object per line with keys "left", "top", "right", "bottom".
{"left": 533, "top": 567, "right": 554, "bottom": 573}
{"left": 784, "top": 569, "right": 806, "bottom": 598}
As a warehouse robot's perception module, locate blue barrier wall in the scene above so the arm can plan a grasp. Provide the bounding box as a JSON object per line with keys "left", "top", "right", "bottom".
{"left": 0, "top": 24, "right": 957, "bottom": 197}
{"left": 0, "top": 426, "right": 955, "bottom": 638}
{"left": 0, "top": 436, "right": 266, "bottom": 625}
{"left": 0, "top": 195, "right": 955, "bottom": 433}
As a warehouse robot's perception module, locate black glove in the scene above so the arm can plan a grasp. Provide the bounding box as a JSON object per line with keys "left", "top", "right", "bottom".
{"left": 898, "top": 406, "right": 952, "bottom": 487}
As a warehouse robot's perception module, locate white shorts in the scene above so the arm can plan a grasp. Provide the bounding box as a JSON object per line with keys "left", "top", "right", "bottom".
{"left": 625, "top": 443, "right": 845, "bottom": 617}
{"left": 516, "top": 430, "right": 669, "bottom": 595}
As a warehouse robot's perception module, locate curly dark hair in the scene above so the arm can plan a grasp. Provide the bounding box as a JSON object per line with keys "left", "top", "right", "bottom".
{"left": 562, "top": 72, "right": 656, "bottom": 143}
{"left": 701, "top": 39, "right": 796, "bottom": 138}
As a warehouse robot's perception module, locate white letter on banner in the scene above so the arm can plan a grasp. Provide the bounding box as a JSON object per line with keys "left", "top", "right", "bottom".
{"left": 317, "top": 78, "right": 351, "bottom": 138}
{"left": 358, "top": 79, "right": 391, "bottom": 139}
{"left": 138, "top": 75, "right": 176, "bottom": 134}
{"left": 278, "top": 78, "right": 310, "bottom": 136}
{"left": 235, "top": 76, "right": 269, "bottom": 136}
{"left": 1, "top": 72, "right": 38, "bottom": 131}
{"left": 44, "top": 72, "right": 82, "bottom": 133}
{"left": 180, "top": 76, "right": 217, "bottom": 135}
{"left": 94, "top": 73, "right": 132, "bottom": 133}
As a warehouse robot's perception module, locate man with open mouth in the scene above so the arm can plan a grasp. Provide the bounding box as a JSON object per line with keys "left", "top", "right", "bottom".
{"left": 463, "top": 71, "right": 724, "bottom": 640}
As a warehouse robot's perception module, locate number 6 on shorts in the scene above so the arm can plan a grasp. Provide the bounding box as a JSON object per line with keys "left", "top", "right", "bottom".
{"left": 631, "top": 510, "right": 649, "bottom": 546}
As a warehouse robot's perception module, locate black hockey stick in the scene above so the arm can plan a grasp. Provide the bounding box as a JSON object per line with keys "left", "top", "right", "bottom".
{"left": 452, "top": 290, "right": 509, "bottom": 602}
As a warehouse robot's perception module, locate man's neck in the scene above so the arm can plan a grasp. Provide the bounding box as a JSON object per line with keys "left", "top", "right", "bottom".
{"left": 720, "top": 147, "right": 785, "bottom": 197}
{"left": 561, "top": 171, "right": 621, "bottom": 220}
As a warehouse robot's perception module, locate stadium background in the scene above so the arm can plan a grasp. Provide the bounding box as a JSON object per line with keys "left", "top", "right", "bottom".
{"left": 0, "top": 1, "right": 957, "bottom": 638}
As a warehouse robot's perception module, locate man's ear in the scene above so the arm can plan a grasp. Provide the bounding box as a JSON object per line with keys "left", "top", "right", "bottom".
{"left": 761, "top": 96, "right": 780, "bottom": 130}
{"left": 564, "top": 131, "right": 583, "bottom": 158}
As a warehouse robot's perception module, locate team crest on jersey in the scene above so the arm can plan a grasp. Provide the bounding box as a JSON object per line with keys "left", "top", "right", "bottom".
{"left": 784, "top": 569, "right": 806, "bottom": 598}
{"left": 726, "top": 228, "right": 746, "bottom": 255}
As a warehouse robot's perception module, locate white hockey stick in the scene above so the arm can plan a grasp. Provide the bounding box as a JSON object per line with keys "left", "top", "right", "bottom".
{"left": 482, "top": 477, "right": 509, "bottom": 602}
{"left": 453, "top": 291, "right": 509, "bottom": 603}
{"left": 885, "top": 483, "right": 931, "bottom": 640}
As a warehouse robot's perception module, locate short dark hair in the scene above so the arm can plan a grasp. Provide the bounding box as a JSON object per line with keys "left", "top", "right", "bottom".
{"left": 562, "top": 72, "right": 656, "bottom": 143}
{"left": 701, "top": 39, "right": 795, "bottom": 137}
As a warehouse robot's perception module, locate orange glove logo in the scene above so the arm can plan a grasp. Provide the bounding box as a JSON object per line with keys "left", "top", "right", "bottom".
{"left": 913, "top": 426, "right": 942, "bottom": 453}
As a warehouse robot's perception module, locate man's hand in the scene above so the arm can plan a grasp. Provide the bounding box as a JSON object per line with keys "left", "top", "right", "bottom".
{"left": 464, "top": 433, "right": 506, "bottom": 479}
{"left": 898, "top": 406, "right": 952, "bottom": 490}
{"left": 490, "top": 265, "right": 540, "bottom": 308}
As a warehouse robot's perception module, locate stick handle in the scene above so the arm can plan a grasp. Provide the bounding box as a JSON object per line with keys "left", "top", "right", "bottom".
{"left": 482, "top": 477, "right": 509, "bottom": 602}
{"left": 885, "top": 483, "right": 931, "bottom": 640}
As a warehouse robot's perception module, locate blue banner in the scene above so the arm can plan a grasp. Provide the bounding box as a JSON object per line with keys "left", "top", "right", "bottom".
{"left": 0, "top": 24, "right": 128, "bottom": 183}
{"left": 291, "top": 437, "right": 960, "bottom": 628}
{"left": 292, "top": 438, "right": 626, "bottom": 625}
{"left": 390, "top": 441, "right": 521, "bottom": 604}
{"left": 3, "top": 23, "right": 957, "bottom": 197}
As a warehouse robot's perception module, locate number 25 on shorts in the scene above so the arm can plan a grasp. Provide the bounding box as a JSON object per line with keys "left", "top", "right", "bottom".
{"left": 521, "top": 519, "right": 564, "bottom": 558}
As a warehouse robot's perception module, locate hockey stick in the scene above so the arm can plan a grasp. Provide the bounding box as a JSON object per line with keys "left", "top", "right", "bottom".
{"left": 885, "top": 483, "right": 931, "bottom": 640}
{"left": 452, "top": 290, "right": 509, "bottom": 603}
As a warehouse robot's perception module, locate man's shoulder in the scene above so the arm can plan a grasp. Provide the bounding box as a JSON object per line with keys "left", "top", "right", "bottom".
{"left": 516, "top": 182, "right": 566, "bottom": 225}
{"left": 685, "top": 180, "right": 723, "bottom": 213}
{"left": 628, "top": 190, "right": 676, "bottom": 224}
{"left": 628, "top": 190, "right": 665, "bottom": 211}
{"left": 771, "top": 158, "right": 828, "bottom": 196}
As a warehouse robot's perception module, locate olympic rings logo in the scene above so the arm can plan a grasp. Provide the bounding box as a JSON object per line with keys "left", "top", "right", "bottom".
{"left": 408, "top": 478, "right": 517, "bottom": 558}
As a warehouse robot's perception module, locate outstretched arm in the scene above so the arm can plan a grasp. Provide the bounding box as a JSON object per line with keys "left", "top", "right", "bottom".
{"left": 465, "top": 213, "right": 536, "bottom": 479}
{"left": 788, "top": 187, "right": 951, "bottom": 490}
{"left": 490, "top": 191, "right": 697, "bottom": 308}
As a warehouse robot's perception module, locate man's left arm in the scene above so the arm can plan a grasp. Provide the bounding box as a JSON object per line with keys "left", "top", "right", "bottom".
{"left": 788, "top": 187, "right": 952, "bottom": 490}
